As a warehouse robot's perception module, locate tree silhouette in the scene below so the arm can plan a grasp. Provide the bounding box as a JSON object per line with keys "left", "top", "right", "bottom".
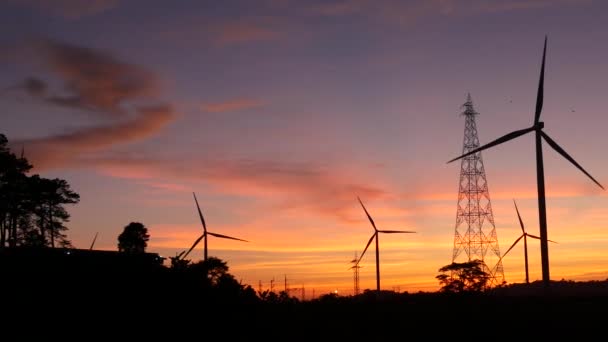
{"left": 117, "top": 222, "right": 149, "bottom": 253}
{"left": 185, "top": 256, "right": 230, "bottom": 286}
{"left": 1, "top": 133, "right": 79, "bottom": 248}
{"left": 169, "top": 252, "right": 190, "bottom": 270}
{"left": 28, "top": 175, "right": 79, "bottom": 247}
{"left": 166, "top": 255, "right": 259, "bottom": 304}
{"left": 204, "top": 256, "right": 229, "bottom": 285}
{"left": 436, "top": 259, "right": 490, "bottom": 293}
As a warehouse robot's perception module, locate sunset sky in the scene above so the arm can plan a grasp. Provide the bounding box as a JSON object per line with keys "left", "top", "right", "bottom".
{"left": 2, "top": 0, "right": 608, "bottom": 295}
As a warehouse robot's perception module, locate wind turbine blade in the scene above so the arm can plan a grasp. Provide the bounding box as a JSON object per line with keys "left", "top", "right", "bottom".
{"left": 89, "top": 232, "right": 98, "bottom": 250}
{"left": 541, "top": 131, "right": 604, "bottom": 190}
{"left": 534, "top": 36, "right": 547, "bottom": 125}
{"left": 513, "top": 199, "right": 526, "bottom": 234}
{"left": 207, "top": 231, "right": 249, "bottom": 242}
{"left": 356, "top": 233, "right": 376, "bottom": 265}
{"left": 447, "top": 126, "right": 535, "bottom": 163}
{"left": 501, "top": 235, "right": 524, "bottom": 261}
{"left": 182, "top": 233, "right": 205, "bottom": 260}
{"left": 526, "top": 233, "right": 557, "bottom": 244}
{"left": 378, "top": 230, "right": 417, "bottom": 234}
{"left": 193, "top": 192, "right": 208, "bottom": 232}
{"left": 357, "top": 196, "right": 378, "bottom": 231}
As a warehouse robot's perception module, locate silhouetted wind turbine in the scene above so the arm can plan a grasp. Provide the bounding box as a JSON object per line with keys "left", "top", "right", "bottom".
{"left": 89, "top": 232, "right": 98, "bottom": 250}
{"left": 448, "top": 36, "right": 604, "bottom": 288}
{"left": 500, "top": 199, "right": 557, "bottom": 284}
{"left": 181, "top": 192, "right": 248, "bottom": 261}
{"left": 355, "top": 196, "right": 416, "bottom": 292}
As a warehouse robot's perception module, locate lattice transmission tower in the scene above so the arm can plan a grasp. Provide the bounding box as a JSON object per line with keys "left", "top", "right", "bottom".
{"left": 349, "top": 251, "right": 361, "bottom": 295}
{"left": 451, "top": 94, "right": 504, "bottom": 286}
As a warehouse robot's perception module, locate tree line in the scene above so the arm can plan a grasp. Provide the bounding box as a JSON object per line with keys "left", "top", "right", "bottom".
{"left": 0, "top": 133, "right": 79, "bottom": 248}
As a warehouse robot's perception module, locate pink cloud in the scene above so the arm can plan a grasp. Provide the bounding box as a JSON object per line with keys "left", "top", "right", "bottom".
{"left": 18, "top": 105, "right": 176, "bottom": 169}
{"left": 78, "top": 155, "right": 389, "bottom": 223}
{"left": 200, "top": 98, "right": 264, "bottom": 113}
{"left": 34, "top": 39, "right": 159, "bottom": 117}
{"left": 159, "top": 16, "right": 284, "bottom": 47}
{"left": 10, "top": 39, "right": 177, "bottom": 170}
{"left": 214, "top": 21, "right": 281, "bottom": 45}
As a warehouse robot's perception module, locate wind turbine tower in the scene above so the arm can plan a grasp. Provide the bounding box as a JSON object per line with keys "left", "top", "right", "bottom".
{"left": 451, "top": 94, "right": 504, "bottom": 285}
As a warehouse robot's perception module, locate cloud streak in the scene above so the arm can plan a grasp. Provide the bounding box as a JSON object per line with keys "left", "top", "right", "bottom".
{"left": 213, "top": 20, "right": 282, "bottom": 45}
{"left": 158, "top": 15, "right": 284, "bottom": 47}
{"left": 11, "top": 39, "right": 176, "bottom": 169}
{"left": 31, "top": 39, "right": 159, "bottom": 117}
{"left": 19, "top": 105, "right": 176, "bottom": 169}
{"left": 200, "top": 98, "right": 264, "bottom": 113}
{"left": 90, "top": 155, "right": 388, "bottom": 223}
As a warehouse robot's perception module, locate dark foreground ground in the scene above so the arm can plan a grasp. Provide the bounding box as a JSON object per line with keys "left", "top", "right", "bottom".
{"left": 2, "top": 248, "right": 606, "bottom": 339}
{"left": 4, "top": 278, "right": 607, "bottom": 339}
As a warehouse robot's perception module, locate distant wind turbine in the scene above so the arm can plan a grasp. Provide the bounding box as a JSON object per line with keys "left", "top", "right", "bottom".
{"left": 89, "top": 232, "right": 98, "bottom": 250}
{"left": 181, "top": 192, "right": 248, "bottom": 261}
{"left": 500, "top": 199, "right": 557, "bottom": 284}
{"left": 355, "top": 197, "right": 416, "bottom": 292}
{"left": 447, "top": 36, "right": 604, "bottom": 288}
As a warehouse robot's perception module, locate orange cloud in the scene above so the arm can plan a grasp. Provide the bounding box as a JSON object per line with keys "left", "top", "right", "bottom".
{"left": 406, "top": 182, "right": 603, "bottom": 202}
{"left": 200, "top": 98, "right": 264, "bottom": 113}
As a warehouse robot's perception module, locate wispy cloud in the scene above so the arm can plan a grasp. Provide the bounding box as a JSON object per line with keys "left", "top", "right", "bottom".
{"left": 213, "top": 20, "right": 282, "bottom": 45}
{"left": 24, "top": 39, "right": 159, "bottom": 117}
{"left": 11, "top": 39, "right": 177, "bottom": 169}
{"left": 86, "top": 155, "right": 388, "bottom": 223}
{"left": 159, "top": 15, "right": 284, "bottom": 47}
{"left": 307, "top": 0, "right": 367, "bottom": 16}
{"left": 19, "top": 105, "right": 176, "bottom": 169}
{"left": 7, "top": 0, "right": 120, "bottom": 19}
{"left": 200, "top": 98, "right": 264, "bottom": 113}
